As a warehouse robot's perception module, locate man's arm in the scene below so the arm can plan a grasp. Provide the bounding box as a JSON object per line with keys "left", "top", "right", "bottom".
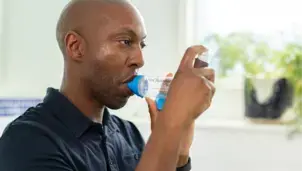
{"left": 126, "top": 118, "right": 191, "bottom": 171}
{"left": 135, "top": 108, "right": 192, "bottom": 171}
{"left": 0, "top": 124, "right": 73, "bottom": 171}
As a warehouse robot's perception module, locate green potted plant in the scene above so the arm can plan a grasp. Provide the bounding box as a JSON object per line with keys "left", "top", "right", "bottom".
{"left": 272, "top": 43, "right": 302, "bottom": 136}
{"left": 204, "top": 32, "right": 295, "bottom": 123}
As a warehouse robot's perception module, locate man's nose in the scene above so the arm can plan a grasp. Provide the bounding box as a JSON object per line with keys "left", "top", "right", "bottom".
{"left": 127, "top": 49, "right": 144, "bottom": 68}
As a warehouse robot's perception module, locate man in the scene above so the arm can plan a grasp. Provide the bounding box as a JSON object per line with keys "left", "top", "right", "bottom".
{"left": 0, "top": 0, "right": 215, "bottom": 171}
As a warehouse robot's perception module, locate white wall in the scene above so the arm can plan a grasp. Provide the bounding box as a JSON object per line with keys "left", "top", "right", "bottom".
{"left": 0, "top": 0, "right": 182, "bottom": 97}
{"left": 0, "top": 0, "right": 68, "bottom": 97}
{"left": 135, "top": 122, "right": 302, "bottom": 171}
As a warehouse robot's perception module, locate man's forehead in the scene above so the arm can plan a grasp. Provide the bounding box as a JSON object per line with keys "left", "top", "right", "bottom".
{"left": 57, "top": 0, "right": 147, "bottom": 41}
{"left": 111, "top": 26, "right": 147, "bottom": 39}
{"left": 93, "top": 2, "right": 147, "bottom": 38}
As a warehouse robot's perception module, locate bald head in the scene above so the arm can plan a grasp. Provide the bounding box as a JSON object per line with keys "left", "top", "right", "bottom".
{"left": 56, "top": 0, "right": 146, "bottom": 109}
{"left": 56, "top": 0, "right": 131, "bottom": 57}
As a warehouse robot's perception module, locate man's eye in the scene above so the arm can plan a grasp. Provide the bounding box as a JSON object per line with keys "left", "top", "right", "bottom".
{"left": 120, "top": 40, "right": 132, "bottom": 46}
{"left": 140, "top": 42, "right": 147, "bottom": 49}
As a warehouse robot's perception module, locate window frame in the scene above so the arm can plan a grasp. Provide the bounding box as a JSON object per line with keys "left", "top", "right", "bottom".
{"left": 178, "top": 0, "right": 243, "bottom": 90}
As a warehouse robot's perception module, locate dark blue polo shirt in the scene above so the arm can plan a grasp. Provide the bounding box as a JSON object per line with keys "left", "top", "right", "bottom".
{"left": 0, "top": 88, "right": 191, "bottom": 171}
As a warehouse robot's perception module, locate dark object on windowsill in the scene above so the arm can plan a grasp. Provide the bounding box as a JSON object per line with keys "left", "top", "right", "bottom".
{"left": 244, "top": 77, "right": 294, "bottom": 120}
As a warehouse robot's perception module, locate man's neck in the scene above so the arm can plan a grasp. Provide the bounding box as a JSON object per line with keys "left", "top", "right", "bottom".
{"left": 60, "top": 81, "right": 105, "bottom": 123}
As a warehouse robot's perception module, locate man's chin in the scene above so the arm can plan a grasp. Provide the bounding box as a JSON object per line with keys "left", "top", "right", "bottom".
{"left": 105, "top": 96, "right": 129, "bottom": 110}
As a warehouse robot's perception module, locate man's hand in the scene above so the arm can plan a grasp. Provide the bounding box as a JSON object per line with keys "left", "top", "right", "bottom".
{"left": 144, "top": 47, "right": 215, "bottom": 167}
{"left": 135, "top": 45, "right": 215, "bottom": 171}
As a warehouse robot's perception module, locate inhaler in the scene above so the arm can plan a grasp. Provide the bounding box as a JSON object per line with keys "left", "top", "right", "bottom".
{"left": 127, "top": 52, "right": 212, "bottom": 110}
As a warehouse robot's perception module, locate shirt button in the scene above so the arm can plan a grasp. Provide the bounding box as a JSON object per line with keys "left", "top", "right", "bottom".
{"left": 134, "top": 154, "right": 139, "bottom": 160}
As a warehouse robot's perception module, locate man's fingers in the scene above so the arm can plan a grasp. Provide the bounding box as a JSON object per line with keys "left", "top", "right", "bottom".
{"left": 206, "top": 79, "right": 216, "bottom": 97}
{"left": 178, "top": 45, "right": 208, "bottom": 71}
{"left": 192, "top": 67, "right": 215, "bottom": 83}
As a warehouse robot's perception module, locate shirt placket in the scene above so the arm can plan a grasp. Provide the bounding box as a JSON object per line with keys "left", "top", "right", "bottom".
{"left": 107, "top": 147, "right": 119, "bottom": 171}
{"left": 100, "top": 125, "right": 119, "bottom": 171}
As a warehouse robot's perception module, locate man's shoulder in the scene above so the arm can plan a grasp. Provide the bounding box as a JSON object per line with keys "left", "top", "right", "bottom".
{"left": 1, "top": 112, "right": 51, "bottom": 142}
{"left": 1, "top": 107, "right": 51, "bottom": 144}
{"left": 0, "top": 107, "right": 70, "bottom": 170}
{"left": 2, "top": 105, "right": 54, "bottom": 135}
{"left": 0, "top": 104, "right": 66, "bottom": 148}
{"left": 0, "top": 105, "right": 70, "bottom": 155}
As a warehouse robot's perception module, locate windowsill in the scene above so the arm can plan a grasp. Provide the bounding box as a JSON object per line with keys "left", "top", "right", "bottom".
{"left": 1, "top": 115, "right": 300, "bottom": 139}
{"left": 125, "top": 116, "right": 295, "bottom": 134}
{"left": 215, "top": 76, "right": 245, "bottom": 90}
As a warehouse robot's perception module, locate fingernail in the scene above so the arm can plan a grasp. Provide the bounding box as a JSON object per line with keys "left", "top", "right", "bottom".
{"left": 145, "top": 97, "right": 151, "bottom": 104}
{"left": 166, "top": 72, "right": 173, "bottom": 77}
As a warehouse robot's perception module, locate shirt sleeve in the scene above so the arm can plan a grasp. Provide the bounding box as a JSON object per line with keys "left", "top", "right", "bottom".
{"left": 176, "top": 157, "right": 192, "bottom": 171}
{"left": 0, "top": 123, "right": 73, "bottom": 171}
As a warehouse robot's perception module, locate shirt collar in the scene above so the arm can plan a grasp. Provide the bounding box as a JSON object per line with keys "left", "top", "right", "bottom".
{"left": 43, "top": 88, "right": 119, "bottom": 137}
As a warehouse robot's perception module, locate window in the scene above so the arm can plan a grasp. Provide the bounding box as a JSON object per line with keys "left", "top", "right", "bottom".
{"left": 189, "top": 0, "right": 302, "bottom": 123}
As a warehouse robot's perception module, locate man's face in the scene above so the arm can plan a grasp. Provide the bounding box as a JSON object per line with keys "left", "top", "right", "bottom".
{"left": 81, "top": 3, "right": 147, "bottom": 109}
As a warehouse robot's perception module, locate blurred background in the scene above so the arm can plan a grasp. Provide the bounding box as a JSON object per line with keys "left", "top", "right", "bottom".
{"left": 0, "top": 0, "right": 302, "bottom": 170}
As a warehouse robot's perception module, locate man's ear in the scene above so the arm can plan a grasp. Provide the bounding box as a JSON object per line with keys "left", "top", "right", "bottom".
{"left": 64, "top": 31, "right": 85, "bottom": 62}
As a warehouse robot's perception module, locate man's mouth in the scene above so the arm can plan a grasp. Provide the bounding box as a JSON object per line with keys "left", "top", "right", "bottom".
{"left": 122, "top": 74, "right": 137, "bottom": 84}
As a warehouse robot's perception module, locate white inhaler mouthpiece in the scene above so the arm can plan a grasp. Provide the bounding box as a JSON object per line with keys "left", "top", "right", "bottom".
{"left": 127, "top": 75, "right": 173, "bottom": 111}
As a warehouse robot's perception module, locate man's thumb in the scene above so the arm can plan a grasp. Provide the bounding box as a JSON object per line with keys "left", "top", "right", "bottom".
{"left": 145, "top": 97, "right": 157, "bottom": 121}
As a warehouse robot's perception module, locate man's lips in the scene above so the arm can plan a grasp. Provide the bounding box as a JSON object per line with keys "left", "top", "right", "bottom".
{"left": 122, "top": 74, "right": 137, "bottom": 84}
{"left": 119, "top": 82, "right": 134, "bottom": 97}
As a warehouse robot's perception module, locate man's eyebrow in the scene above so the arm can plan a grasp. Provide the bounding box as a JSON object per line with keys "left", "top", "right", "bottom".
{"left": 115, "top": 27, "right": 146, "bottom": 40}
